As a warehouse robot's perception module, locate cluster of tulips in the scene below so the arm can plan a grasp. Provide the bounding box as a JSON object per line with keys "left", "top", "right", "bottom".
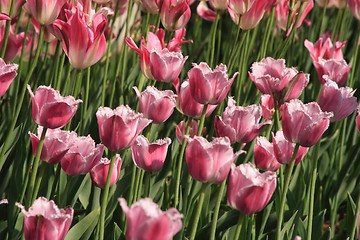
{"left": 1, "top": 0, "right": 360, "bottom": 239}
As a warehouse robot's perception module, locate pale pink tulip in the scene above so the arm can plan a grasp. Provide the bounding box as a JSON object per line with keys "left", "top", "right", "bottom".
{"left": 140, "top": 0, "right": 160, "bottom": 14}
{"left": 197, "top": 1, "right": 217, "bottom": 22}
{"left": 315, "top": 58, "right": 350, "bottom": 86}
{"left": 254, "top": 137, "right": 281, "bottom": 172}
{"left": 90, "top": 154, "right": 122, "bottom": 188}
{"left": 160, "top": 0, "right": 191, "bottom": 31}
{"left": 24, "top": 0, "right": 67, "bottom": 25}
{"left": 0, "top": 21, "right": 24, "bottom": 62}
{"left": 304, "top": 34, "right": 345, "bottom": 63}
{"left": 349, "top": 0, "right": 360, "bottom": 20}
{"left": 260, "top": 94, "right": 275, "bottom": 120}
{"left": 209, "top": 0, "right": 228, "bottom": 10}
{"left": 175, "top": 120, "right": 204, "bottom": 144}
{"left": 0, "top": 58, "right": 17, "bottom": 97}
{"left": 315, "top": 0, "right": 346, "bottom": 8}
{"left": 0, "top": 0, "right": 25, "bottom": 17}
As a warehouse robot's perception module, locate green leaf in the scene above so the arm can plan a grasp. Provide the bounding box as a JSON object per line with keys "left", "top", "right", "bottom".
{"left": 65, "top": 208, "right": 100, "bottom": 240}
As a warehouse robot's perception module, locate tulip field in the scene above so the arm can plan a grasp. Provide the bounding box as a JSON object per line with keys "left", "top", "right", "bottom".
{"left": 1, "top": 0, "right": 360, "bottom": 239}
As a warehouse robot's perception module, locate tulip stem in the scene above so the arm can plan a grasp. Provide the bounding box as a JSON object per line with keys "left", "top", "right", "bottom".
{"left": 197, "top": 105, "right": 208, "bottom": 136}
{"left": 350, "top": 191, "right": 360, "bottom": 240}
{"left": 234, "top": 213, "right": 245, "bottom": 240}
{"left": 307, "top": 142, "right": 320, "bottom": 240}
{"left": 189, "top": 183, "right": 209, "bottom": 240}
{"left": 210, "top": 180, "right": 226, "bottom": 240}
{"left": 350, "top": 25, "right": 360, "bottom": 87}
{"left": 276, "top": 144, "right": 299, "bottom": 240}
{"left": 209, "top": 14, "right": 219, "bottom": 68}
{"left": 0, "top": 0, "right": 14, "bottom": 58}
{"left": 144, "top": 172, "right": 151, "bottom": 197}
{"left": 27, "top": 127, "right": 47, "bottom": 206}
{"left": 99, "top": 154, "right": 117, "bottom": 240}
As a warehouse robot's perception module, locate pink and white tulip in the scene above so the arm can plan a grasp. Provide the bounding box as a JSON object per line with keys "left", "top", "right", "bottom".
{"left": 175, "top": 120, "right": 204, "bottom": 144}
{"left": 90, "top": 154, "right": 122, "bottom": 189}
{"left": 24, "top": 0, "right": 67, "bottom": 25}
{"left": 160, "top": 0, "right": 191, "bottom": 31}
{"left": 0, "top": 58, "right": 17, "bottom": 97}
{"left": 254, "top": 137, "right": 281, "bottom": 172}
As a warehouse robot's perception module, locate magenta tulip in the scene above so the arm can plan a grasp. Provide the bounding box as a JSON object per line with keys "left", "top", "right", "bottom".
{"left": 131, "top": 135, "right": 171, "bottom": 172}
{"left": 160, "top": 0, "right": 191, "bottom": 31}
{"left": 185, "top": 136, "right": 242, "bottom": 184}
{"left": 227, "top": 163, "right": 277, "bottom": 215}
{"left": 134, "top": 86, "right": 176, "bottom": 123}
{"left": 19, "top": 197, "right": 73, "bottom": 240}
{"left": 282, "top": 99, "right": 333, "bottom": 147}
{"left": 24, "top": 0, "right": 67, "bottom": 25}
{"left": 188, "top": 62, "right": 237, "bottom": 105}
{"left": 119, "top": 198, "right": 183, "bottom": 240}
{"left": 90, "top": 154, "right": 122, "bottom": 189}
{"left": 60, "top": 134, "right": 104, "bottom": 176}
{"left": 315, "top": 58, "right": 350, "bottom": 86}
{"left": 254, "top": 137, "right": 281, "bottom": 172}
{"left": 318, "top": 77, "right": 357, "bottom": 122}
{"left": 0, "top": 58, "right": 17, "bottom": 97}
{"left": 27, "top": 85, "right": 82, "bottom": 129}
{"left": 96, "top": 105, "right": 152, "bottom": 151}
{"left": 272, "top": 130, "right": 308, "bottom": 165}
{"left": 214, "top": 98, "right": 271, "bottom": 144}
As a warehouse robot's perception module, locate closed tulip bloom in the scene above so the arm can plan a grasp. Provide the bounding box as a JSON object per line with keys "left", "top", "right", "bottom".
{"left": 175, "top": 120, "right": 205, "bottom": 144}
{"left": 0, "top": 21, "right": 24, "bottom": 62}
{"left": 96, "top": 106, "right": 152, "bottom": 151}
{"left": 349, "top": 0, "right": 360, "bottom": 20}
{"left": 60, "top": 135, "right": 104, "bottom": 176}
{"left": 24, "top": 0, "right": 67, "bottom": 25}
{"left": 27, "top": 85, "right": 82, "bottom": 129}
{"left": 282, "top": 99, "right": 333, "bottom": 147}
{"left": 131, "top": 135, "right": 171, "bottom": 172}
{"left": 214, "top": 98, "right": 271, "bottom": 144}
{"left": 134, "top": 86, "right": 176, "bottom": 123}
{"left": 209, "top": 0, "right": 228, "bottom": 10}
{"left": 315, "top": 0, "right": 346, "bottom": 8}
{"left": 272, "top": 130, "right": 308, "bottom": 165}
{"left": 318, "top": 77, "right": 357, "bottom": 122}
{"left": 254, "top": 137, "right": 281, "bottom": 172}
{"left": 160, "top": 0, "right": 191, "bottom": 31}
{"left": 150, "top": 48, "right": 188, "bottom": 83}
{"left": 90, "top": 154, "right": 122, "bottom": 189}
{"left": 185, "top": 136, "right": 242, "bottom": 184}
{"left": 29, "top": 127, "right": 77, "bottom": 164}
{"left": 315, "top": 58, "right": 350, "bottom": 86}
{"left": 53, "top": 8, "right": 107, "bottom": 69}
{"left": 176, "top": 80, "right": 217, "bottom": 119}
{"left": 0, "top": 58, "right": 17, "bottom": 97}
{"left": 356, "top": 105, "right": 360, "bottom": 132}
{"left": 119, "top": 198, "right": 183, "bottom": 240}
{"left": 188, "top": 62, "right": 237, "bottom": 105}
{"left": 20, "top": 197, "right": 73, "bottom": 240}
{"left": 196, "top": 1, "right": 217, "bottom": 22}
{"left": 140, "top": 0, "right": 160, "bottom": 14}
{"left": 227, "top": 163, "right": 277, "bottom": 215}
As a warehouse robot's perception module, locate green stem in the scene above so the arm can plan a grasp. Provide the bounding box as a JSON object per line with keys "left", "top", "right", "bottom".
{"left": 210, "top": 181, "right": 226, "bottom": 240}
{"left": 350, "top": 192, "right": 360, "bottom": 240}
{"left": 209, "top": 14, "right": 219, "bottom": 68}
{"left": 234, "top": 213, "right": 245, "bottom": 240}
{"left": 32, "top": 163, "right": 46, "bottom": 203}
{"left": 143, "top": 172, "right": 151, "bottom": 197}
{"left": 80, "top": 67, "right": 90, "bottom": 134}
{"left": 99, "top": 154, "right": 117, "bottom": 240}
{"left": 0, "top": 25, "right": 44, "bottom": 171}
{"left": 0, "top": 0, "right": 14, "bottom": 58}
{"left": 276, "top": 144, "right": 300, "bottom": 240}
{"left": 27, "top": 127, "right": 47, "bottom": 206}
{"left": 349, "top": 28, "right": 359, "bottom": 87}
{"left": 189, "top": 184, "right": 208, "bottom": 240}
{"left": 197, "top": 105, "right": 208, "bottom": 136}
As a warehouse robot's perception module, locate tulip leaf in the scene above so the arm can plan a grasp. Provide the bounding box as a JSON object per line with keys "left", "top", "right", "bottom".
{"left": 65, "top": 207, "right": 100, "bottom": 240}
{"left": 280, "top": 210, "right": 298, "bottom": 238}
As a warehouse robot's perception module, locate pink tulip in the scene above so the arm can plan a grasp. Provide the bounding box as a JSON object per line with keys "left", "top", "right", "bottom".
{"left": 29, "top": 127, "right": 77, "bottom": 164}
{"left": 60, "top": 134, "right": 104, "bottom": 176}
{"left": 349, "top": 0, "right": 360, "bottom": 20}
{"left": 315, "top": 58, "right": 350, "bottom": 86}
{"left": 356, "top": 104, "right": 360, "bottom": 132}
{"left": 272, "top": 130, "right": 308, "bottom": 165}
{"left": 315, "top": 0, "right": 346, "bottom": 8}
{"left": 134, "top": 86, "right": 177, "bottom": 123}
{"left": 249, "top": 57, "right": 309, "bottom": 102}
{"left": 304, "top": 34, "right": 345, "bottom": 63}
{"left": 197, "top": 2, "right": 217, "bottom": 22}
{"left": 96, "top": 105, "right": 152, "bottom": 151}
{"left": 53, "top": 7, "right": 108, "bottom": 69}
{"left": 282, "top": 99, "right": 333, "bottom": 147}
{"left": 260, "top": 94, "right": 275, "bottom": 120}
{"left": 119, "top": 198, "right": 183, "bottom": 240}
{"left": 131, "top": 135, "right": 171, "bottom": 172}
{"left": 167, "top": 28, "right": 193, "bottom": 52}
{"left": 214, "top": 98, "right": 271, "bottom": 144}
{"left": 254, "top": 137, "right": 281, "bottom": 172}
{"left": 160, "top": 0, "right": 191, "bottom": 31}
{"left": 0, "top": 21, "right": 24, "bottom": 62}
{"left": 27, "top": 85, "right": 82, "bottom": 129}
{"left": 175, "top": 79, "right": 217, "bottom": 119}
{"left": 227, "top": 163, "right": 277, "bottom": 215}
{"left": 185, "top": 136, "right": 241, "bottom": 184}
{"left": 150, "top": 48, "right": 188, "bottom": 83}
{"left": 175, "top": 120, "right": 204, "bottom": 144}
{"left": 0, "top": 0, "right": 25, "bottom": 17}
{"left": 209, "top": 0, "right": 228, "bottom": 10}
{"left": 24, "top": 0, "right": 67, "bottom": 25}
{"left": 19, "top": 197, "right": 73, "bottom": 240}
{"left": 318, "top": 77, "right": 357, "bottom": 122}
{"left": 140, "top": 0, "right": 160, "bottom": 14}
{"left": 90, "top": 154, "right": 122, "bottom": 188}
{"left": 0, "top": 58, "right": 17, "bottom": 97}
{"left": 188, "top": 62, "right": 237, "bottom": 105}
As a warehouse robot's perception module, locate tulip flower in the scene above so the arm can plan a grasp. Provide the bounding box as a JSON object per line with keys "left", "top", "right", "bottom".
{"left": 260, "top": 94, "right": 275, "bottom": 120}
{"left": 0, "top": 58, "right": 17, "bottom": 97}
{"left": 160, "top": 0, "right": 191, "bottom": 31}
{"left": 29, "top": 127, "right": 77, "bottom": 164}
{"left": 19, "top": 197, "right": 73, "bottom": 240}
{"left": 131, "top": 135, "right": 171, "bottom": 172}
{"left": 188, "top": 62, "right": 237, "bottom": 105}
{"left": 254, "top": 137, "right": 281, "bottom": 172}
{"left": 96, "top": 105, "right": 152, "bottom": 152}
{"left": 197, "top": 2, "right": 217, "bottom": 22}
{"left": 134, "top": 86, "right": 177, "bottom": 123}
{"left": 185, "top": 136, "right": 242, "bottom": 184}
{"left": 140, "top": 0, "right": 160, "bottom": 14}
{"left": 315, "top": 0, "right": 346, "bottom": 8}
{"left": 24, "top": 0, "right": 67, "bottom": 25}
{"left": 90, "top": 154, "right": 122, "bottom": 188}
{"left": 214, "top": 98, "right": 271, "bottom": 144}
{"left": 119, "top": 198, "right": 183, "bottom": 240}
{"left": 27, "top": 85, "right": 82, "bottom": 129}
{"left": 282, "top": 99, "right": 333, "bottom": 147}
{"left": 272, "top": 130, "right": 308, "bottom": 165}
{"left": 175, "top": 120, "right": 205, "bottom": 144}
{"left": 315, "top": 58, "right": 350, "bottom": 86}
{"left": 53, "top": 7, "right": 108, "bottom": 69}
{"left": 60, "top": 134, "right": 104, "bottom": 176}
{"left": 318, "top": 77, "right": 357, "bottom": 122}
{"left": 227, "top": 163, "right": 277, "bottom": 215}
{"left": 349, "top": 0, "right": 360, "bottom": 20}
{"left": 0, "top": 0, "right": 25, "bottom": 17}
{"left": 209, "top": 0, "right": 228, "bottom": 10}
{"left": 0, "top": 21, "right": 24, "bottom": 62}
